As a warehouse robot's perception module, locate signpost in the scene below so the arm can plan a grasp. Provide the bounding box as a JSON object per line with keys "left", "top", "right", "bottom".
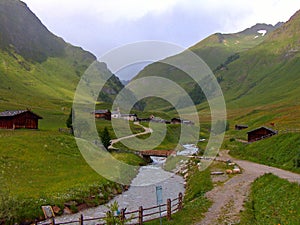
{"left": 41, "top": 206, "right": 55, "bottom": 225}
{"left": 156, "top": 186, "right": 163, "bottom": 225}
{"left": 41, "top": 206, "right": 55, "bottom": 219}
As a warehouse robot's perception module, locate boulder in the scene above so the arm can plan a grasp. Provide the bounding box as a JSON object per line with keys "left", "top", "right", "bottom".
{"left": 63, "top": 207, "right": 72, "bottom": 215}
{"left": 52, "top": 206, "right": 61, "bottom": 214}
{"left": 232, "top": 167, "right": 241, "bottom": 174}
{"left": 226, "top": 169, "right": 233, "bottom": 174}
{"left": 184, "top": 173, "right": 189, "bottom": 179}
{"left": 77, "top": 203, "right": 89, "bottom": 211}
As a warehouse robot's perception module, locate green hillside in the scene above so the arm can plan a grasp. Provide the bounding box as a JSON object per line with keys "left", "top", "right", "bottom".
{"left": 0, "top": 0, "right": 124, "bottom": 127}
{"left": 190, "top": 23, "right": 282, "bottom": 70}
{"left": 240, "top": 174, "right": 300, "bottom": 224}
{"left": 217, "top": 10, "right": 300, "bottom": 128}
{"left": 0, "top": 1, "right": 130, "bottom": 223}
{"left": 132, "top": 10, "right": 300, "bottom": 129}
{"left": 132, "top": 23, "right": 281, "bottom": 112}
{"left": 228, "top": 133, "right": 300, "bottom": 173}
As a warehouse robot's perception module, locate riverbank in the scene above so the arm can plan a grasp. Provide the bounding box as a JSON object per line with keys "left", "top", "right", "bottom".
{"left": 44, "top": 159, "right": 185, "bottom": 224}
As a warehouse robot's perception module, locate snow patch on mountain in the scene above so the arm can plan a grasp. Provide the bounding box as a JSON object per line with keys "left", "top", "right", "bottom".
{"left": 257, "top": 30, "right": 267, "bottom": 36}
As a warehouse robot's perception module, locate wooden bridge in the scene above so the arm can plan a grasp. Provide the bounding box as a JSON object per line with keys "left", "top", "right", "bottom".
{"left": 139, "top": 150, "right": 175, "bottom": 162}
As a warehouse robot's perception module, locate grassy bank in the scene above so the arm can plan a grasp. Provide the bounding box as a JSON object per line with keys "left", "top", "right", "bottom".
{"left": 0, "top": 128, "right": 145, "bottom": 223}
{"left": 228, "top": 133, "right": 300, "bottom": 173}
{"left": 240, "top": 173, "right": 300, "bottom": 224}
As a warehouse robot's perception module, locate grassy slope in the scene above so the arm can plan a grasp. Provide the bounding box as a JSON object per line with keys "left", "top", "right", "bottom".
{"left": 0, "top": 130, "right": 113, "bottom": 221}
{"left": 228, "top": 133, "right": 300, "bottom": 173}
{"left": 240, "top": 174, "right": 300, "bottom": 225}
{"left": 217, "top": 10, "right": 300, "bottom": 128}
{"left": 0, "top": 3, "right": 134, "bottom": 222}
{"left": 189, "top": 23, "right": 277, "bottom": 69}
{"left": 131, "top": 25, "right": 276, "bottom": 113}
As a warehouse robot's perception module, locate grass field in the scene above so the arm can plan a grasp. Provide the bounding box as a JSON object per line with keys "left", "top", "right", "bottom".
{"left": 0, "top": 117, "right": 148, "bottom": 222}
{"left": 228, "top": 133, "right": 300, "bottom": 173}
{"left": 240, "top": 173, "right": 300, "bottom": 225}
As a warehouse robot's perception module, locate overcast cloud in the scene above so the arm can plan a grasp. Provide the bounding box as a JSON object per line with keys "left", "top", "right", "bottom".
{"left": 22, "top": 0, "right": 300, "bottom": 79}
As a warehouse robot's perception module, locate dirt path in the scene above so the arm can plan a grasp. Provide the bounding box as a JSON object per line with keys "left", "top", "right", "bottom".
{"left": 197, "top": 151, "right": 300, "bottom": 225}
{"left": 109, "top": 122, "right": 152, "bottom": 149}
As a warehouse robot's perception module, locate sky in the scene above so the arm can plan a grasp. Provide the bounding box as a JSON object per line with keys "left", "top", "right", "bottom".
{"left": 22, "top": 0, "right": 300, "bottom": 79}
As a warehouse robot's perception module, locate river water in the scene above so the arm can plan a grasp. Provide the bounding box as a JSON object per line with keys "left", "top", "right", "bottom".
{"left": 47, "top": 156, "right": 185, "bottom": 224}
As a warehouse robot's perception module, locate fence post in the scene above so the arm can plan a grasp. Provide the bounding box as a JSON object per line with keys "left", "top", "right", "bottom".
{"left": 167, "top": 198, "right": 171, "bottom": 220}
{"left": 120, "top": 208, "right": 126, "bottom": 222}
{"left": 50, "top": 217, "right": 55, "bottom": 225}
{"left": 178, "top": 192, "right": 183, "bottom": 210}
{"left": 139, "top": 206, "right": 143, "bottom": 225}
{"left": 79, "top": 214, "right": 83, "bottom": 225}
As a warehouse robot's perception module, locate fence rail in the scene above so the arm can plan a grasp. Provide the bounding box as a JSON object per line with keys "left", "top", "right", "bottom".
{"left": 42, "top": 193, "right": 183, "bottom": 225}
{"left": 279, "top": 129, "right": 300, "bottom": 133}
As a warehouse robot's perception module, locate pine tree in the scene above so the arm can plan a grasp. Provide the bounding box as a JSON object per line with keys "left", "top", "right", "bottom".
{"left": 101, "top": 127, "right": 111, "bottom": 150}
{"left": 66, "top": 108, "right": 73, "bottom": 135}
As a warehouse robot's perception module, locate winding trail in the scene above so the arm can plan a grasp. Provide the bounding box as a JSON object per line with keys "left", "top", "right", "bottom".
{"left": 197, "top": 151, "right": 300, "bottom": 225}
{"left": 109, "top": 122, "right": 152, "bottom": 149}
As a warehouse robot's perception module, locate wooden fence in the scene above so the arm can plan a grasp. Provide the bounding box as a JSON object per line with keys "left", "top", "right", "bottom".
{"left": 279, "top": 129, "right": 300, "bottom": 134}
{"left": 42, "top": 193, "right": 183, "bottom": 225}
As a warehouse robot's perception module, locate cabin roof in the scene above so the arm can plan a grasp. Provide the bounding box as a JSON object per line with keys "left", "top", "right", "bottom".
{"left": 0, "top": 110, "right": 27, "bottom": 117}
{"left": 247, "top": 126, "right": 277, "bottom": 134}
{"left": 94, "top": 110, "right": 110, "bottom": 114}
{"left": 0, "top": 110, "right": 42, "bottom": 119}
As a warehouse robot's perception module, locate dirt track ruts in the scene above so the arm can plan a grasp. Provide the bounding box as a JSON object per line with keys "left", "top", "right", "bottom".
{"left": 196, "top": 150, "right": 300, "bottom": 225}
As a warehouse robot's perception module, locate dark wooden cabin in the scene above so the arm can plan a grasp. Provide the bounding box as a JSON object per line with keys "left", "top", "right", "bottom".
{"left": 0, "top": 110, "right": 42, "bottom": 129}
{"left": 170, "top": 118, "right": 194, "bottom": 125}
{"left": 171, "top": 118, "right": 182, "bottom": 124}
{"left": 247, "top": 126, "right": 277, "bottom": 142}
{"left": 92, "top": 110, "right": 111, "bottom": 120}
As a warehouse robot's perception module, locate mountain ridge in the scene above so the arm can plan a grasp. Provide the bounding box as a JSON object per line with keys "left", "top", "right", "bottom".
{"left": 131, "top": 9, "right": 300, "bottom": 128}
{"left": 0, "top": 0, "right": 124, "bottom": 116}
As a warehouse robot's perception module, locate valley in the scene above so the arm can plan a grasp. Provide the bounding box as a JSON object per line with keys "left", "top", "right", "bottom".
{"left": 0, "top": 1, "right": 300, "bottom": 224}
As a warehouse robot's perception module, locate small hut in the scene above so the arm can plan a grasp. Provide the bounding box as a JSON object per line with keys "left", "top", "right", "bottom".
{"left": 92, "top": 110, "right": 111, "bottom": 120}
{"left": 0, "top": 110, "right": 42, "bottom": 129}
{"left": 247, "top": 126, "right": 277, "bottom": 142}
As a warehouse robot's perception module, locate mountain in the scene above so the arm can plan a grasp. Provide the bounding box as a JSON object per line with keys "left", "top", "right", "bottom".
{"left": 0, "top": 0, "right": 123, "bottom": 120}
{"left": 190, "top": 23, "right": 282, "bottom": 70}
{"left": 216, "top": 10, "right": 300, "bottom": 127}
{"left": 132, "top": 9, "right": 300, "bottom": 128}
{"left": 132, "top": 23, "right": 282, "bottom": 111}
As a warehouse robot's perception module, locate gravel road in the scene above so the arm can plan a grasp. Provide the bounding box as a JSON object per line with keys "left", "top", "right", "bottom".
{"left": 197, "top": 150, "right": 300, "bottom": 225}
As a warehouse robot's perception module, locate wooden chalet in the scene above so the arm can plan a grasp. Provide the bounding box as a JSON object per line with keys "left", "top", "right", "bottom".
{"left": 92, "top": 110, "right": 111, "bottom": 120}
{"left": 171, "top": 118, "right": 194, "bottom": 125}
{"left": 247, "top": 126, "right": 277, "bottom": 142}
{"left": 171, "top": 118, "right": 181, "bottom": 124}
{"left": 0, "top": 110, "right": 42, "bottom": 129}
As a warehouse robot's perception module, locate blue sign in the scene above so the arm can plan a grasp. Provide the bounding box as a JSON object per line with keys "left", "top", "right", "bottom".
{"left": 156, "top": 186, "right": 163, "bottom": 205}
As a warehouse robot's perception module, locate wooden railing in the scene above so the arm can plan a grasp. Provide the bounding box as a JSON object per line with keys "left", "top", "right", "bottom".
{"left": 279, "top": 129, "right": 300, "bottom": 133}
{"left": 42, "top": 193, "right": 183, "bottom": 225}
